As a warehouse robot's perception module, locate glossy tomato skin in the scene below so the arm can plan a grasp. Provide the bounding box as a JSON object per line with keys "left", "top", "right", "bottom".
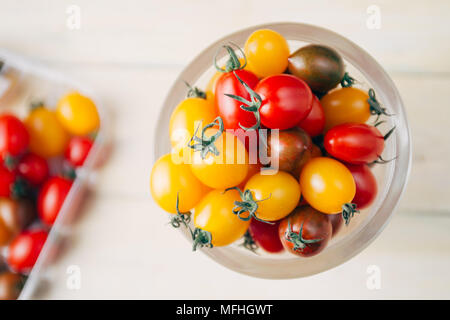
{"left": 320, "top": 87, "right": 371, "bottom": 131}
{"left": 64, "top": 136, "right": 93, "bottom": 167}
{"left": 279, "top": 206, "right": 332, "bottom": 257}
{"left": 0, "top": 165, "right": 17, "bottom": 197}
{"left": 297, "top": 96, "right": 325, "bottom": 137}
{"left": 0, "top": 114, "right": 29, "bottom": 159}
{"left": 7, "top": 229, "right": 48, "bottom": 274}
{"left": 287, "top": 44, "right": 345, "bottom": 94}
{"left": 328, "top": 213, "right": 343, "bottom": 237}
{"left": 267, "top": 127, "right": 312, "bottom": 179}
{"left": 249, "top": 219, "right": 284, "bottom": 253}
{"left": 0, "top": 272, "right": 24, "bottom": 300}
{"left": 300, "top": 157, "right": 356, "bottom": 214}
{"left": 324, "top": 123, "right": 385, "bottom": 164}
{"left": 345, "top": 164, "right": 378, "bottom": 209}
{"left": 215, "top": 70, "right": 259, "bottom": 130}
{"left": 194, "top": 189, "right": 250, "bottom": 247}
{"left": 17, "top": 153, "right": 49, "bottom": 185}
{"left": 256, "top": 74, "right": 312, "bottom": 130}
{"left": 38, "top": 177, "right": 72, "bottom": 225}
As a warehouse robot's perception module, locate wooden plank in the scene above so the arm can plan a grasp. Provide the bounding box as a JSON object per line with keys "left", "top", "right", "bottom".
{"left": 0, "top": 0, "right": 449, "bottom": 72}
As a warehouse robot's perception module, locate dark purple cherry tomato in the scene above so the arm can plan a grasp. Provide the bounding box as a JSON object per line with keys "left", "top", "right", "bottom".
{"left": 279, "top": 206, "right": 332, "bottom": 257}
{"left": 249, "top": 219, "right": 284, "bottom": 253}
{"left": 327, "top": 213, "right": 343, "bottom": 237}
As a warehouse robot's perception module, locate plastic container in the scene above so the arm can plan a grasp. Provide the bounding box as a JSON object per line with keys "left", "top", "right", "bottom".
{"left": 154, "top": 23, "right": 412, "bottom": 279}
{"left": 0, "top": 49, "right": 110, "bottom": 298}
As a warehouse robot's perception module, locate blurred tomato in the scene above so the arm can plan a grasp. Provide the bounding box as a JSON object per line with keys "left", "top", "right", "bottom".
{"left": 17, "top": 153, "right": 49, "bottom": 185}
{"left": 38, "top": 177, "right": 72, "bottom": 225}
{"left": 0, "top": 272, "right": 24, "bottom": 300}
{"left": 0, "top": 198, "right": 34, "bottom": 246}
{"left": 65, "top": 136, "right": 93, "bottom": 167}
{"left": 7, "top": 229, "right": 47, "bottom": 274}
{"left": 0, "top": 114, "right": 29, "bottom": 159}
{"left": 0, "top": 165, "right": 18, "bottom": 198}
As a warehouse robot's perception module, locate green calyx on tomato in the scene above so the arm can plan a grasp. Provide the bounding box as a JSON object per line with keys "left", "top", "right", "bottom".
{"left": 187, "top": 116, "right": 224, "bottom": 159}
{"left": 367, "top": 88, "right": 391, "bottom": 118}
{"left": 214, "top": 44, "right": 247, "bottom": 73}
{"left": 184, "top": 81, "right": 206, "bottom": 99}
{"left": 340, "top": 72, "right": 356, "bottom": 88}
{"left": 224, "top": 186, "right": 272, "bottom": 224}
{"left": 341, "top": 203, "right": 359, "bottom": 226}
{"left": 284, "top": 220, "right": 322, "bottom": 252}
{"left": 239, "top": 230, "right": 258, "bottom": 254}
{"left": 224, "top": 71, "right": 262, "bottom": 131}
{"left": 170, "top": 193, "right": 213, "bottom": 251}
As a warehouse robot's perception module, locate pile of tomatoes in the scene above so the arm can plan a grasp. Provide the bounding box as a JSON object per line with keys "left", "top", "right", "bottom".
{"left": 150, "top": 29, "right": 394, "bottom": 259}
{"left": 0, "top": 91, "right": 99, "bottom": 299}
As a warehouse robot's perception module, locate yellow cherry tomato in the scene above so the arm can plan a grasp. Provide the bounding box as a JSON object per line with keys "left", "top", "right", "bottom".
{"left": 169, "top": 96, "right": 216, "bottom": 152}
{"left": 194, "top": 189, "right": 250, "bottom": 247}
{"left": 25, "top": 105, "right": 70, "bottom": 158}
{"left": 320, "top": 87, "right": 371, "bottom": 131}
{"left": 56, "top": 92, "right": 100, "bottom": 136}
{"left": 190, "top": 127, "right": 248, "bottom": 189}
{"left": 150, "top": 154, "right": 209, "bottom": 214}
{"left": 300, "top": 157, "right": 356, "bottom": 214}
{"left": 244, "top": 170, "right": 301, "bottom": 221}
{"left": 244, "top": 29, "right": 290, "bottom": 78}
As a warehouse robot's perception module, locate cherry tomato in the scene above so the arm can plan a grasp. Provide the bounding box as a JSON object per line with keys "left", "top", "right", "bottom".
{"left": 249, "top": 219, "right": 284, "bottom": 253}
{"left": 328, "top": 213, "right": 343, "bottom": 237}
{"left": 0, "top": 114, "right": 29, "bottom": 159}
{"left": 190, "top": 128, "right": 248, "bottom": 189}
{"left": 244, "top": 29, "right": 290, "bottom": 78}
{"left": 238, "top": 161, "right": 262, "bottom": 189}
{"left": 17, "top": 153, "right": 49, "bottom": 185}
{"left": 279, "top": 206, "right": 332, "bottom": 257}
{"left": 256, "top": 74, "right": 312, "bottom": 130}
{"left": 7, "top": 229, "right": 47, "bottom": 274}
{"left": 193, "top": 189, "right": 250, "bottom": 247}
{"left": 25, "top": 105, "right": 70, "bottom": 158}
{"left": 0, "top": 272, "right": 24, "bottom": 300}
{"left": 0, "top": 165, "right": 18, "bottom": 198}
{"left": 345, "top": 164, "right": 378, "bottom": 209}
{"left": 64, "top": 136, "right": 94, "bottom": 167}
{"left": 0, "top": 198, "right": 34, "bottom": 246}
{"left": 215, "top": 69, "right": 259, "bottom": 130}
{"left": 300, "top": 157, "right": 356, "bottom": 214}
{"left": 297, "top": 96, "right": 325, "bottom": 137}
{"left": 150, "top": 154, "right": 208, "bottom": 214}
{"left": 244, "top": 170, "right": 301, "bottom": 221}
{"left": 288, "top": 44, "right": 345, "bottom": 94}
{"left": 324, "top": 123, "right": 386, "bottom": 164}
{"left": 56, "top": 92, "right": 100, "bottom": 136}
{"left": 321, "top": 87, "right": 371, "bottom": 131}
{"left": 169, "top": 95, "right": 216, "bottom": 152}
{"left": 38, "top": 176, "right": 72, "bottom": 225}
{"left": 267, "top": 127, "right": 312, "bottom": 179}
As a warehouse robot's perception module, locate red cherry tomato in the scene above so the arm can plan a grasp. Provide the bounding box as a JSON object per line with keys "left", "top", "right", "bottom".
{"left": 0, "top": 114, "right": 29, "bottom": 159}
{"left": 65, "top": 136, "right": 93, "bottom": 167}
{"left": 328, "top": 213, "right": 343, "bottom": 237}
{"left": 0, "top": 165, "right": 17, "bottom": 197}
{"left": 297, "top": 96, "right": 325, "bottom": 137}
{"left": 38, "top": 177, "right": 72, "bottom": 225}
{"left": 345, "top": 164, "right": 378, "bottom": 209}
{"left": 279, "top": 206, "right": 331, "bottom": 257}
{"left": 249, "top": 219, "right": 284, "bottom": 253}
{"left": 215, "top": 69, "right": 259, "bottom": 130}
{"left": 7, "top": 229, "right": 47, "bottom": 274}
{"left": 324, "top": 123, "right": 385, "bottom": 164}
{"left": 17, "top": 153, "right": 49, "bottom": 185}
{"left": 256, "top": 74, "right": 312, "bottom": 130}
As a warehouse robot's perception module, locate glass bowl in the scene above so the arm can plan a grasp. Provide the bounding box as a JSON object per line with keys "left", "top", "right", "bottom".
{"left": 153, "top": 22, "right": 411, "bottom": 279}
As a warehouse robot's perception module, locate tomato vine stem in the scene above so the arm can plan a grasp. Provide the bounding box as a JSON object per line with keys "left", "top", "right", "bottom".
{"left": 340, "top": 72, "right": 356, "bottom": 88}
{"left": 342, "top": 203, "right": 359, "bottom": 226}
{"left": 184, "top": 81, "right": 206, "bottom": 99}
{"left": 240, "top": 230, "right": 259, "bottom": 254}
{"left": 187, "top": 116, "right": 224, "bottom": 159}
{"left": 284, "top": 220, "right": 322, "bottom": 252}
{"left": 224, "top": 187, "right": 273, "bottom": 224}
{"left": 213, "top": 43, "right": 247, "bottom": 73}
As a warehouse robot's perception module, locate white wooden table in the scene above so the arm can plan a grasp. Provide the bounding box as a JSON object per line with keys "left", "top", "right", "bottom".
{"left": 1, "top": 0, "right": 449, "bottom": 299}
